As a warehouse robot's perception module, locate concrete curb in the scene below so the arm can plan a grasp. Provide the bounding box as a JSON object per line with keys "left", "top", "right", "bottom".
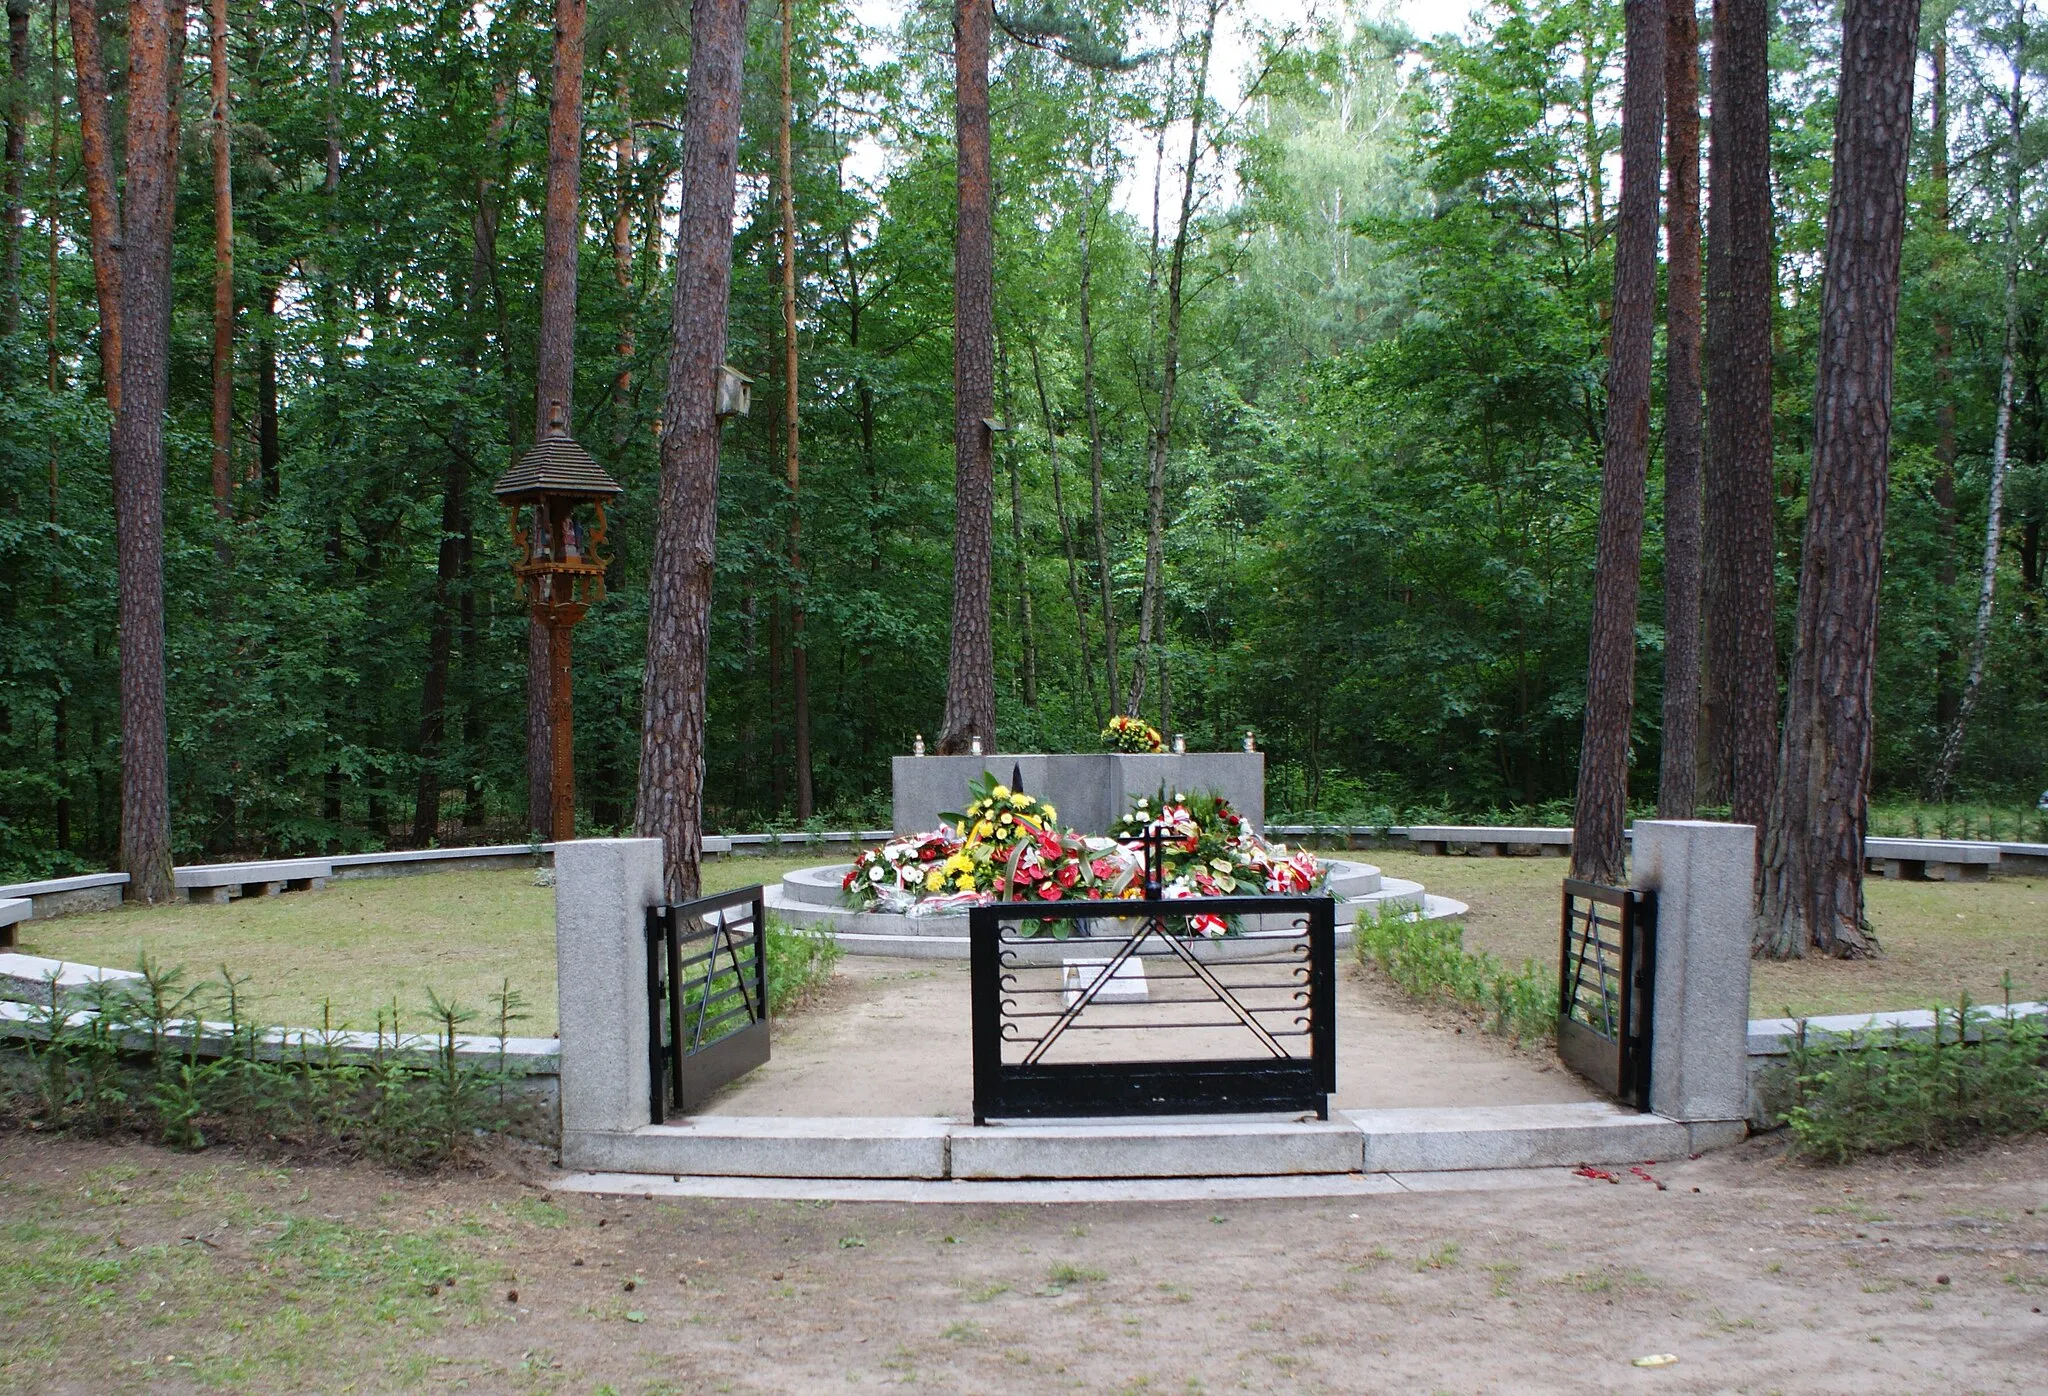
{"left": 556, "top": 1101, "right": 1718, "bottom": 1183}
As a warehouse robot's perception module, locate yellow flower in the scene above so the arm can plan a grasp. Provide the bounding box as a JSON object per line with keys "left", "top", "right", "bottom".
{"left": 999, "top": 812, "right": 1013, "bottom": 824}
{"left": 925, "top": 868, "right": 946, "bottom": 892}
{"left": 992, "top": 784, "right": 1011, "bottom": 800}
{"left": 1042, "top": 805, "right": 1057, "bottom": 821}
{"left": 1010, "top": 793, "right": 1031, "bottom": 808}
{"left": 974, "top": 820, "right": 994, "bottom": 840}
{"left": 954, "top": 873, "right": 975, "bottom": 891}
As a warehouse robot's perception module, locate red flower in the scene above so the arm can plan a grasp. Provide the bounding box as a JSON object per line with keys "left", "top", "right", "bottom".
{"left": 1037, "top": 831, "right": 1063, "bottom": 859}
{"left": 1037, "top": 882, "right": 1063, "bottom": 901}
{"left": 1056, "top": 863, "right": 1081, "bottom": 888}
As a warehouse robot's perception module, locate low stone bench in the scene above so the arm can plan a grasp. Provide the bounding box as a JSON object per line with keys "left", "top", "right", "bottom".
{"left": 173, "top": 857, "right": 334, "bottom": 904}
{"left": 0, "top": 899, "right": 28, "bottom": 950}
{"left": 0, "top": 872, "right": 130, "bottom": 922}
{"left": 1404, "top": 825, "right": 1573, "bottom": 857}
{"left": 0, "top": 951, "right": 142, "bottom": 1002}
{"left": 1864, "top": 838, "right": 1998, "bottom": 882}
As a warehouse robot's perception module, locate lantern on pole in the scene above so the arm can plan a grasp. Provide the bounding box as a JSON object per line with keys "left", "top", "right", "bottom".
{"left": 494, "top": 402, "right": 623, "bottom": 843}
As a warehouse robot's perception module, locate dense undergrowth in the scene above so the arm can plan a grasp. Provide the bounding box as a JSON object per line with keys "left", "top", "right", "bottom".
{"left": 1770, "top": 980, "right": 2048, "bottom": 1162}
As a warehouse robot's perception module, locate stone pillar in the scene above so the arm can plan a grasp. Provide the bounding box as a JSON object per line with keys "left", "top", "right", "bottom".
{"left": 555, "top": 837, "right": 665, "bottom": 1149}
{"left": 1631, "top": 820, "right": 1753, "bottom": 1126}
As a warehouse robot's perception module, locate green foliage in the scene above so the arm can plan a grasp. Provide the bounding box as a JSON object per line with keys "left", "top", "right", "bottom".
{"left": 4, "top": 962, "right": 545, "bottom": 1167}
{"left": 1354, "top": 911, "right": 1555, "bottom": 1042}
{"left": 764, "top": 919, "right": 843, "bottom": 1016}
{"left": 1773, "top": 982, "right": 2048, "bottom": 1163}
{"left": 2, "top": 0, "right": 2046, "bottom": 882}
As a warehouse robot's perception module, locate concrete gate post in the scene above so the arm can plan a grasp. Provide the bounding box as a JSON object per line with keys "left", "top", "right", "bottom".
{"left": 555, "top": 838, "right": 665, "bottom": 1156}
{"left": 1631, "top": 821, "right": 1753, "bottom": 1147}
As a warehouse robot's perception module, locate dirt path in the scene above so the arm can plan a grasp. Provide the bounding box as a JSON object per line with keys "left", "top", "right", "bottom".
{"left": 2, "top": 1131, "right": 2043, "bottom": 1393}
{"left": 704, "top": 956, "right": 1596, "bottom": 1117}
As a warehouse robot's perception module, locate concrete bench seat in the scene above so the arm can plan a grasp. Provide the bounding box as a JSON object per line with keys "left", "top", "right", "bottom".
{"left": 1404, "top": 825, "right": 1573, "bottom": 857}
{"left": 173, "top": 858, "right": 334, "bottom": 904}
{"left": 0, "top": 899, "right": 28, "bottom": 949}
{"left": 1864, "top": 838, "right": 1998, "bottom": 882}
{"left": 0, "top": 872, "right": 131, "bottom": 922}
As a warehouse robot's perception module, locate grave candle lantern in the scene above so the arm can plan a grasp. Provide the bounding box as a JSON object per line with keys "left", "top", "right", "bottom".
{"left": 493, "top": 402, "right": 624, "bottom": 842}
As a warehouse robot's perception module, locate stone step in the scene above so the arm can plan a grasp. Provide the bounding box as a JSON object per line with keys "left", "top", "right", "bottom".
{"left": 559, "top": 1103, "right": 1733, "bottom": 1182}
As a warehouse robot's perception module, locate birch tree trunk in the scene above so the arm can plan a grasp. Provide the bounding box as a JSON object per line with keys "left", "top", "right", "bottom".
{"left": 1032, "top": 333, "right": 1102, "bottom": 728}
{"left": 1126, "top": 0, "right": 1218, "bottom": 719}
{"left": 1571, "top": 0, "right": 1665, "bottom": 887}
{"left": 940, "top": 0, "right": 997, "bottom": 753}
{"left": 1079, "top": 179, "right": 1119, "bottom": 708}
{"left": 1928, "top": 2, "right": 2024, "bottom": 801}
{"left": 1758, "top": 0, "right": 1922, "bottom": 958}
{"left": 1658, "top": 0, "right": 1703, "bottom": 819}
{"left": 638, "top": 0, "right": 747, "bottom": 900}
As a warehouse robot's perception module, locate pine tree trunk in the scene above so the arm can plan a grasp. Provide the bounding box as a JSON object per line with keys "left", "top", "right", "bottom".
{"left": 779, "top": 0, "right": 813, "bottom": 816}
{"left": 1701, "top": 0, "right": 1777, "bottom": 827}
{"left": 1758, "top": 0, "right": 1921, "bottom": 958}
{"left": 1928, "top": 3, "right": 2024, "bottom": 801}
{"left": 1127, "top": 0, "right": 1217, "bottom": 720}
{"left": 66, "top": 0, "right": 121, "bottom": 410}
{"left": 209, "top": 0, "right": 234, "bottom": 517}
{"left": 637, "top": 0, "right": 747, "bottom": 901}
{"left": 2, "top": 0, "right": 27, "bottom": 336}
{"left": 84, "top": 0, "right": 185, "bottom": 904}
{"left": 1570, "top": 0, "right": 1664, "bottom": 887}
{"left": 1658, "top": 0, "right": 1703, "bottom": 819}
{"left": 940, "top": 0, "right": 997, "bottom": 754}
{"left": 612, "top": 67, "right": 636, "bottom": 444}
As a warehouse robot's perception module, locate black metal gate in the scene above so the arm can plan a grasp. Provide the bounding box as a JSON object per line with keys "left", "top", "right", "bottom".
{"left": 1556, "top": 879, "right": 1655, "bottom": 1110}
{"left": 645, "top": 885, "right": 769, "bottom": 1122}
{"left": 969, "top": 895, "right": 1336, "bottom": 1124}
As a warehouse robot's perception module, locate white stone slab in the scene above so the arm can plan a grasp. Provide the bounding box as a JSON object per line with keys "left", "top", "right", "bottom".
{"left": 174, "top": 858, "right": 332, "bottom": 890}
{"left": 1747, "top": 1001, "right": 2048, "bottom": 1055}
{"left": 562, "top": 1117, "right": 953, "bottom": 1178}
{"left": 1348, "top": 1102, "right": 1690, "bottom": 1172}
{"left": 1061, "top": 957, "right": 1148, "bottom": 1006}
{"left": 950, "top": 1118, "right": 1363, "bottom": 1179}
{"left": 0, "top": 952, "right": 142, "bottom": 999}
{"left": 0, "top": 899, "right": 28, "bottom": 930}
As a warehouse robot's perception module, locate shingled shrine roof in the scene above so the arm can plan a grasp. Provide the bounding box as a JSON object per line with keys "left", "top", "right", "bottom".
{"left": 492, "top": 431, "right": 623, "bottom": 502}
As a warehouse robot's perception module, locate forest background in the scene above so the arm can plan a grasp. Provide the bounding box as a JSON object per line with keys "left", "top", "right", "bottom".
{"left": 0, "top": 0, "right": 2042, "bottom": 879}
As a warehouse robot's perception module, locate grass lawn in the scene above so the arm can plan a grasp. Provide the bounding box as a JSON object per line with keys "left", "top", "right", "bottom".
{"left": 14, "top": 848, "right": 2044, "bottom": 1030}
{"left": 1370, "top": 850, "right": 2048, "bottom": 1018}
{"left": 14, "top": 855, "right": 830, "bottom": 1037}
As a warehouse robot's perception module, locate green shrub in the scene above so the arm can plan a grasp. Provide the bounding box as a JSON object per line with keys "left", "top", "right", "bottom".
{"left": 766, "top": 919, "right": 842, "bottom": 1014}
{"left": 1773, "top": 981, "right": 2048, "bottom": 1162}
{"left": 1354, "top": 912, "right": 1556, "bottom": 1042}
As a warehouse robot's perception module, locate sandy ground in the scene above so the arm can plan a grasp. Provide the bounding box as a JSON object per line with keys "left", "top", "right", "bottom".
{"left": 702, "top": 955, "right": 1596, "bottom": 1117}
{"left": 2, "top": 1130, "right": 2044, "bottom": 1393}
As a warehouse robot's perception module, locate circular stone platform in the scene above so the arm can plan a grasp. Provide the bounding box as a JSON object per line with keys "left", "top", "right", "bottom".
{"left": 765, "top": 860, "right": 1467, "bottom": 959}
